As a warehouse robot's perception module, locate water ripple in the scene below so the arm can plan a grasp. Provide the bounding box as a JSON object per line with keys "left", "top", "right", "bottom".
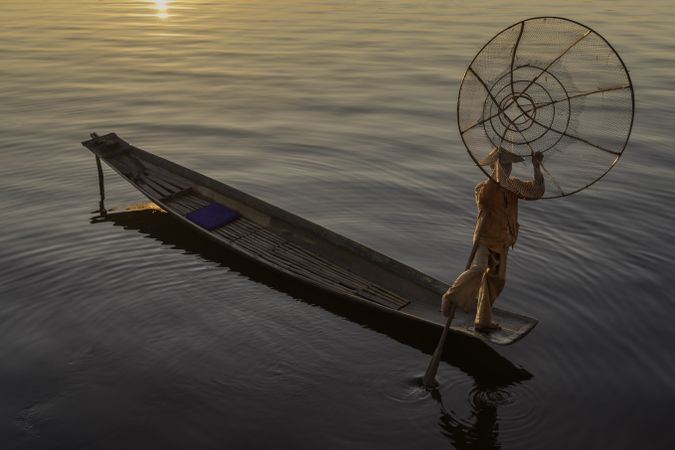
{"left": 1, "top": 0, "right": 674, "bottom": 448}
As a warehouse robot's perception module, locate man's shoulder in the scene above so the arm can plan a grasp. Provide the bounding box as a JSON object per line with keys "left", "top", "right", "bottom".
{"left": 475, "top": 179, "right": 498, "bottom": 205}
{"left": 474, "top": 179, "right": 489, "bottom": 191}
{"left": 475, "top": 178, "right": 500, "bottom": 193}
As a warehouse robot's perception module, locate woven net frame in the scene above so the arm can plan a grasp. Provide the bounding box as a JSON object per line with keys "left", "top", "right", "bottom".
{"left": 457, "top": 17, "right": 635, "bottom": 199}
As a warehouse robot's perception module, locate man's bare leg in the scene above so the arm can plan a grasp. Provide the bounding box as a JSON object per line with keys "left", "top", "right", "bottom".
{"left": 474, "top": 268, "right": 501, "bottom": 332}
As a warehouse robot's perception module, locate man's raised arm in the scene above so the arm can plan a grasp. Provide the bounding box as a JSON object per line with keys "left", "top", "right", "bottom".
{"left": 502, "top": 152, "right": 545, "bottom": 200}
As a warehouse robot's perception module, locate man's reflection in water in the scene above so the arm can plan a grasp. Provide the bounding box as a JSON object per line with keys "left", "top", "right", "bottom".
{"left": 431, "top": 387, "right": 501, "bottom": 449}
{"left": 432, "top": 386, "right": 500, "bottom": 450}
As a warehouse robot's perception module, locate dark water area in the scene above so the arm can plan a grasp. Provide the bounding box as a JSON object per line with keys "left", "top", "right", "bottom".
{"left": 1, "top": 1, "right": 674, "bottom": 449}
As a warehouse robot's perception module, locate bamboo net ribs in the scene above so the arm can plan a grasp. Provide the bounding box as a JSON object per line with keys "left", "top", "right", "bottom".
{"left": 458, "top": 17, "right": 634, "bottom": 198}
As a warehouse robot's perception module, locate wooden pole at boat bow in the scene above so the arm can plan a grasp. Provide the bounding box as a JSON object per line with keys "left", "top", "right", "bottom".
{"left": 90, "top": 133, "right": 107, "bottom": 216}
{"left": 95, "top": 155, "right": 106, "bottom": 216}
{"left": 422, "top": 211, "right": 489, "bottom": 388}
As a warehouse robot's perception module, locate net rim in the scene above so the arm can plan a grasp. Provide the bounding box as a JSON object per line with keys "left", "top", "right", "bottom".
{"left": 456, "top": 16, "right": 635, "bottom": 199}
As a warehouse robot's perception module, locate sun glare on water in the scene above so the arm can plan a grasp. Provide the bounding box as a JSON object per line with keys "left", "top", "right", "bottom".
{"left": 153, "top": 0, "right": 170, "bottom": 19}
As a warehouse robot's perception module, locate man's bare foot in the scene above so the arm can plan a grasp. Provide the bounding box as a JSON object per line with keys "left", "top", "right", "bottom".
{"left": 474, "top": 322, "right": 501, "bottom": 332}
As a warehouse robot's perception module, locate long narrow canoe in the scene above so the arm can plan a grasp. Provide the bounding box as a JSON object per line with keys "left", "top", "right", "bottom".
{"left": 83, "top": 133, "right": 537, "bottom": 345}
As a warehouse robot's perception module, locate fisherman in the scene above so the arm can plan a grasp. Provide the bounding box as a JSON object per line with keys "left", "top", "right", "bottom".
{"left": 441, "top": 147, "right": 545, "bottom": 332}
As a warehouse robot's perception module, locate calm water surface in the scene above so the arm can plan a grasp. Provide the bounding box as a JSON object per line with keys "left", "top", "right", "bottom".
{"left": 1, "top": 1, "right": 674, "bottom": 448}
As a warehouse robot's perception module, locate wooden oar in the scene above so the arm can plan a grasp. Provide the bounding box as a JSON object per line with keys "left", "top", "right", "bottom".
{"left": 422, "top": 211, "right": 489, "bottom": 388}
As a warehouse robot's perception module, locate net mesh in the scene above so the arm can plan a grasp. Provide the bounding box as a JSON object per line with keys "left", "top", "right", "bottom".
{"left": 458, "top": 17, "right": 634, "bottom": 199}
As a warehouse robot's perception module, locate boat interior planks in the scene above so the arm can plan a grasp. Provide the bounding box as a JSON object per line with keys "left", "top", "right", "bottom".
{"left": 83, "top": 133, "right": 538, "bottom": 345}
{"left": 163, "top": 188, "right": 410, "bottom": 310}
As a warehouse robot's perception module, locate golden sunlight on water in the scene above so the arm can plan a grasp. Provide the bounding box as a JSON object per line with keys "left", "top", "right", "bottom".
{"left": 152, "top": 0, "right": 170, "bottom": 19}
{"left": 0, "top": 0, "right": 674, "bottom": 448}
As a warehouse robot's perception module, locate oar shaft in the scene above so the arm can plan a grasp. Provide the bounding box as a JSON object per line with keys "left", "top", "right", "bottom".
{"left": 422, "top": 211, "right": 489, "bottom": 388}
{"left": 422, "top": 303, "right": 456, "bottom": 388}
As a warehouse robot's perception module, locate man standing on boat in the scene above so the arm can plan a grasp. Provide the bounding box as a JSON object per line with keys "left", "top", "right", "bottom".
{"left": 441, "top": 147, "right": 545, "bottom": 332}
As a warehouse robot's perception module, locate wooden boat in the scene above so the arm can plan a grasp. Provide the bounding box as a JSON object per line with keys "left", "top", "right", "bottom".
{"left": 83, "top": 133, "right": 537, "bottom": 345}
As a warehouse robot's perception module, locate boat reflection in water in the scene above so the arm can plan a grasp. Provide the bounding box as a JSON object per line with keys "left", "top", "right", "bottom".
{"left": 93, "top": 205, "right": 533, "bottom": 447}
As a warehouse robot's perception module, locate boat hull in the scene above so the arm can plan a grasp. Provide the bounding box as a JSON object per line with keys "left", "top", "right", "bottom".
{"left": 83, "top": 133, "right": 537, "bottom": 345}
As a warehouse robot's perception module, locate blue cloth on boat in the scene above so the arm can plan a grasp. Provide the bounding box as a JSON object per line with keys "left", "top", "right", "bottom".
{"left": 186, "top": 202, "right": 240, "bottom": 230}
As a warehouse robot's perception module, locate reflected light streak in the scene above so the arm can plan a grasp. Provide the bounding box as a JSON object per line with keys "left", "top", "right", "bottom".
{"left": 154, "top": 0, "right": 170, "bottom": 19}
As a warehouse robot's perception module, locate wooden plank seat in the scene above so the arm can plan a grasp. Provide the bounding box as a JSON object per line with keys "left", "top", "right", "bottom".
{"left": 110, "top": 153, "right": 192, "bottom": 199}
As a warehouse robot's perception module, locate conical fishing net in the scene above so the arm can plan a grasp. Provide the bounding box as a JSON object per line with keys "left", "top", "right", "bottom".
{"left": 458, "top": 17, "right": 634, "bottom": 199}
